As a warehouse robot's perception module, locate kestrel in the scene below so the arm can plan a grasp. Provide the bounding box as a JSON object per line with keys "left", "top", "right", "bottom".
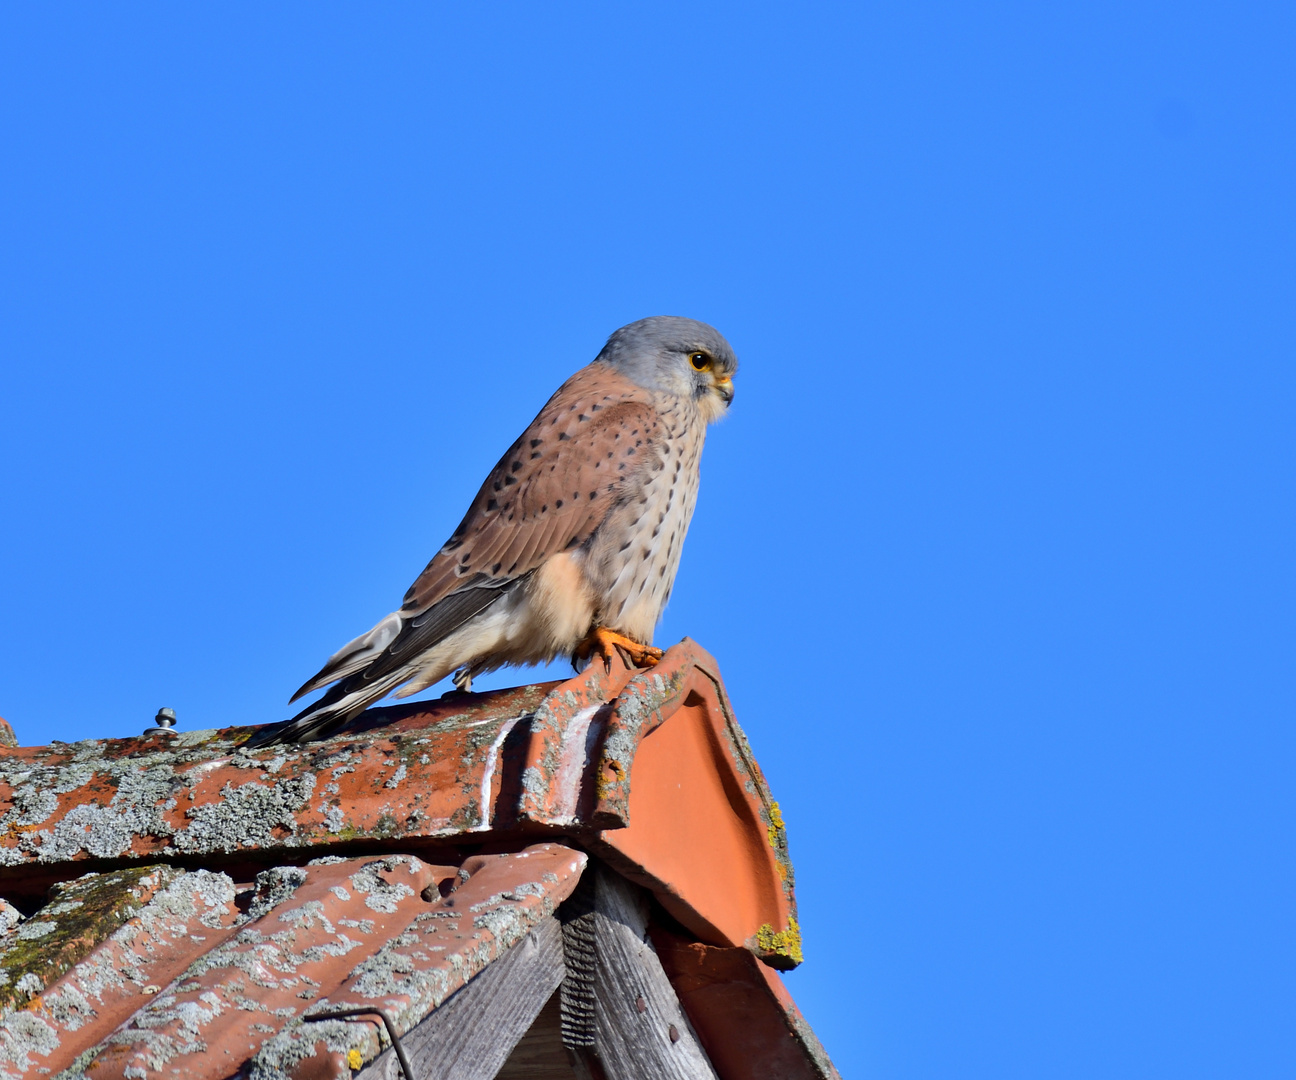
{"left": 251, "top": 316, "right": 737, "bottom": 744}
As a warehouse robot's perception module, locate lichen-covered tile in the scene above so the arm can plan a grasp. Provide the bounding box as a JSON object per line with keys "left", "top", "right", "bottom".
{"left": 0, "top": 866, "right": 183, "bottom": 1013}
{"left": 257, "top": 843, "right": 588, "bottom": 1080}
{"left": 0, "top": 868, "right": 239, "bottom": 1080}
{"left": 78, "top": 855, "right": 457, "bottom": 1080}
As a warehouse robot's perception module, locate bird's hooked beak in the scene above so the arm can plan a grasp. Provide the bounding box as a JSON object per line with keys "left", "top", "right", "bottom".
{"left": 715, "top": 376, "right": 734, "bottom": 405}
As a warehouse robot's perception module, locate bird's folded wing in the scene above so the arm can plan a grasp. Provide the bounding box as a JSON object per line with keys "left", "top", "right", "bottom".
{"left": 400, "top": 362, "right": 663, "bottom": 614}
{"left": 290, "top": 364, "right": 664, "bottom": 702}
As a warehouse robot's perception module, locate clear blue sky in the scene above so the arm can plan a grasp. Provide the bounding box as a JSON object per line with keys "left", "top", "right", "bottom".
{"left": 1, "top": 5, "right": 1292, "bottom": 1077}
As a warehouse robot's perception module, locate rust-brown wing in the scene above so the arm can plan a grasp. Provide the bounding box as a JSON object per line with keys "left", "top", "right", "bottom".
{"left": 401, "top": 362, "right": 664, "bottom": 614}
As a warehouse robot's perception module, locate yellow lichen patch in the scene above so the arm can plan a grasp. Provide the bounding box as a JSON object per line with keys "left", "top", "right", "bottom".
{"left": 754, "top": 917, "right": 803, "bottom": 968}
{"left": 347, "top": 1048, "right": 364, "bottom": 1070}
{"left": 595, "top": 758, "right": 625, "bottom": 802}
{"left": 766, "top": 799, "right": 785, "bottom": 848}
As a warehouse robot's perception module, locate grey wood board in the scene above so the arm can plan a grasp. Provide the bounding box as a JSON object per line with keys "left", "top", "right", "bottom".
{"left": 587, "top": 863, "right": 720, "bottom": 1080}
{"left": 495, "top": 991, "right": 583, "bottom": 1080}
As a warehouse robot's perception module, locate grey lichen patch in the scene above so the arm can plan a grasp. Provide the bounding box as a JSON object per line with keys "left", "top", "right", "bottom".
{"left": 169, "top": 728, "right": 225, "bottom": 750}
{"left": 0, "top": 1009, "right": 59, "bottom": 1077}
{"left": 246, "top": 867, "right": 308, "bottom": 922}
{"left": 0, "top": 758, "right": 182, "bottom": 866}
{"left": 348, "top": 857, "right": 417, "bottom": 915}
{"left": 0, "top": 865, "right": 182, "bottom": 1011}
{"left": 0, "top": 900, "right": 23, "bottom": 938}
{"left": 520, "top": 765, "right": 548, "bottom": 804}
{"left": 174, "top": 776, "right": 315, "bottom": 854}
{"left": 321, "top": 805, "right": 346, "bottom": 834}
{"left": 247, "top": 1016, "right": 371, "bottom": 1080}
{"left": 93, "top": 986, "right": 226, "bottom": 1073}
{"left": 470, "top": 901, "right": 529, "bottom": 943}
{"left": 0, "top": 735, "right": 236, "bottom": 866}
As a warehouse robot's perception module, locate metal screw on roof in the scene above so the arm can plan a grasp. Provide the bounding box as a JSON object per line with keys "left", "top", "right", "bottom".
{"left": 143, "top": 708, "right": 178, "bottom": 736}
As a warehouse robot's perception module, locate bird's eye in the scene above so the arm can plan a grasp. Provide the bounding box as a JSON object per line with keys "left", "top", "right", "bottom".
{"left": 688, "top": 352, "right": 712, "bottom": 371}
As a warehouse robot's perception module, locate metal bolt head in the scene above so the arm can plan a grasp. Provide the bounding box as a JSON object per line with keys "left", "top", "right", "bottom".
{"left": 143, "top": 708, "right": 178, "bottom": 736}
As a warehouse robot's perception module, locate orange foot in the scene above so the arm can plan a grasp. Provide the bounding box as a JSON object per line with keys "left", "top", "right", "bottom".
{"left": 576, "top": 627, "right": 664, "bottom": 671}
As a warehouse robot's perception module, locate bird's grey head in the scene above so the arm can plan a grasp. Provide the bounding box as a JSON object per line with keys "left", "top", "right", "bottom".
{"left": 595, "top": 316, "right": 738, "bottom": 422}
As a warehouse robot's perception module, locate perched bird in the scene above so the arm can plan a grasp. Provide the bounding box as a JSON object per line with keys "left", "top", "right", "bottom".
{"left": 250, "top": 316, "right": 737, "bottom": 745}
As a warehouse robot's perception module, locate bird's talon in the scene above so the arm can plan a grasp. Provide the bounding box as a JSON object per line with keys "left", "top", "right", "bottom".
{"left": 577, "top": 627, "right": 662, "bottom": 670}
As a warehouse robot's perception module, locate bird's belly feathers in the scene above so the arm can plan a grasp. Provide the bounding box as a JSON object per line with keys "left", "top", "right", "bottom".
{"left": 584, "top": 415, "right": 703, "bottom": 643}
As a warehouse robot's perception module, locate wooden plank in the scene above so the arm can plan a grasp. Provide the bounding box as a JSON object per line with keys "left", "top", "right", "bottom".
{"left": 574, "top": 863, "right": 720, "bottom": 1080}
{"left": 495, "top": 991, "right": 582, "bottom": 1079}
{"left": 357, "top": 915, "right": 566, "bottom": 1080}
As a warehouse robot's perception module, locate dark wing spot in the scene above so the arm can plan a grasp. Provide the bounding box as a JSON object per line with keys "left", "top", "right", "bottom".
{"left": 555, "top": 499, "right": 563, "bottom": 508}
{"left": 558, "top": 431, "right": 570, "bottom": 441}
{"left": 508, "top": 561, "right": 519, "bottom": 573}
{"left": 566, "top": 535, "right": 580, "bottom": 548}
{"left": 641, "top": 548, "right": 652, "bottom": 561}
{"left": 578, "top": 414, "right": 589, "bottom": 422}
{"left": 619, "top": 540, "right": 633, "bottom": 552}
{"left": 589, "top": 490, "right": 597, "bottom": 500}
{"left": 591, "top": 402, "right": 603, "bottom": 411}
{"left": 511, "top": 460, "right": 524, "bottom": 473}
{"left": 492, "top": 562, "right": 502, "bottom": 574}
{"left": 486, "top": 498, "right": 499, "bottom": 512}
{"left": 531, "top": 451, "right": 542, "bottom": 459}
{"left": 541, "top": 504, "right": 548, "bottom": 513}
{"left": 504, "top": 475, "right": 518, "bottom": 486}
{"left": 530, "top": 438, "right": 542, "bottom": 448}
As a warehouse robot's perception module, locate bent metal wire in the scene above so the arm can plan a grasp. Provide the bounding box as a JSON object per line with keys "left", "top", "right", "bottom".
{"left": 304, "top": 1007, "right": 415, "bottom": 1080}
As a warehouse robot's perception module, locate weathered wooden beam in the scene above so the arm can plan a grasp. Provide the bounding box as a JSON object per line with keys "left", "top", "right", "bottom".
{"left": 562, "top": 862, "right": 719, "bottom": 1080}
{"left": 358, "top": 915, "right": 566, "bottom": 1080}
{"left": 495, "top": 993, "right": 583, "bottom": 1079}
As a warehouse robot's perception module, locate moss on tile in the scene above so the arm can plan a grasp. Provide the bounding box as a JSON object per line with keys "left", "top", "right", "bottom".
{"left": 0, "top": 864, "right": 180, "bottom": 1009}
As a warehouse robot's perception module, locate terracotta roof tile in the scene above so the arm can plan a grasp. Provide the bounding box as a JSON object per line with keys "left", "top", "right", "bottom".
{"left": 0, "top": 641, "right": 839, "bottom": 1079}
{"left": 0, "top": 640, "right": 797, "bottom": 970}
